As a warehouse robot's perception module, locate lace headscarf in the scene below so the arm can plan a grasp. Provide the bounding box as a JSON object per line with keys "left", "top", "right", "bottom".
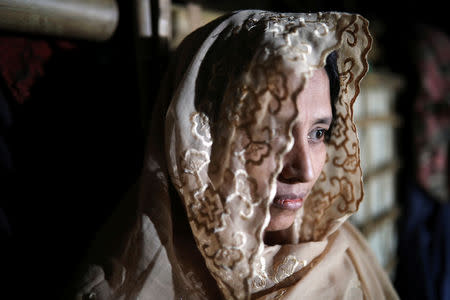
{"left": 75, "top": 10, "right": 398, "bottom": 300}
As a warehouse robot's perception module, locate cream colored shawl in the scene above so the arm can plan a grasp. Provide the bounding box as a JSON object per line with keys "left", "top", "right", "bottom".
{"left": 74, "top": 10, "right": 399, "bottom": 300}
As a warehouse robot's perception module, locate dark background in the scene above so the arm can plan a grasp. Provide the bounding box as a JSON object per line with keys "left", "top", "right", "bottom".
{"left": 0, "top": 0, "right": 447, "bottom": 299}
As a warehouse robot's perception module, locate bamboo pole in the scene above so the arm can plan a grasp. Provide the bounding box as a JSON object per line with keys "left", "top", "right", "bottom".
{"left": 363, "top": 159, "right": 401, "bottom": 182}
{"left": 0, "top": 0, "right": 119, "bottom": 41}
{"left": 355, "top": 114, "right": 403, "bottom": 128}
{"left": 359, "top": 205, "right": 400, "bottom": 238}
{"left": 136, "top": 0, "right": 152, "bottom": 37}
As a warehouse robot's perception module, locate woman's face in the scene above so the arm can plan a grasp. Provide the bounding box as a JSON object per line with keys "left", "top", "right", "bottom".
{"left": 266, "top": 68, "right": 332, "bottom": 232}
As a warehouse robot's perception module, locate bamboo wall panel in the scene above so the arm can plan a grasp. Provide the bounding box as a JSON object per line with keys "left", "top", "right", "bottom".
{"left": 351, "top": 71, "right": 404, "bottom": 278}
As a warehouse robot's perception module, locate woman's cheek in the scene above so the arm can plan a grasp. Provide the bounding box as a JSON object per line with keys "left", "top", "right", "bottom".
{"left": 312, "top": 143, "right": 327, "bottom": 178}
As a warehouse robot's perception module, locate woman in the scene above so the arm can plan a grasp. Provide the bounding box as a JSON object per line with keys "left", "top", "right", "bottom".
{"left": 74, "top": 10, "right": 399, "bottom": 299}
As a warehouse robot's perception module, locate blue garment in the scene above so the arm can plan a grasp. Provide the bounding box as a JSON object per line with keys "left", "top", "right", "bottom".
{"left": 395, "top": 184, "right": 450, "bottom": 300}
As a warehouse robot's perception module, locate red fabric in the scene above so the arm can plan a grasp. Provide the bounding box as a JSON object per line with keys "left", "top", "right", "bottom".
{"left": 0, "top": 37, "right": 52, "bottom": 103}
{"left": 0, "top": 37, "right": 76, "bottom": 104}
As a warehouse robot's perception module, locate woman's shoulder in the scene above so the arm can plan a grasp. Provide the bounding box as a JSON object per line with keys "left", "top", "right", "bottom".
{"left": 339, "top": 222, "right": 400, "bottom": 300}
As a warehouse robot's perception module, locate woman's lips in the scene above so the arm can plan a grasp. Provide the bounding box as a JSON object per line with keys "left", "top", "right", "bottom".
{"left": 272, "top": 194, "right": 305, "bottom": 210}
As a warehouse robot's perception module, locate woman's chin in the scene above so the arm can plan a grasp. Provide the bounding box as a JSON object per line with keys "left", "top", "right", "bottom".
{"left": 265, "top": 205, "right": 298, "bottom": 232}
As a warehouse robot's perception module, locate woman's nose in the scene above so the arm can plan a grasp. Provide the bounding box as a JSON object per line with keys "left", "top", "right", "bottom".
{"left": 279, "top": 139, "right": 315, "bottom": 183}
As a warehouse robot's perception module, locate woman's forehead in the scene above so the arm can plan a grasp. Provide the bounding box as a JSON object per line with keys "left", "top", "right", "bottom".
{"left": 269, "top": 68, "right": 331, "bottom": 120}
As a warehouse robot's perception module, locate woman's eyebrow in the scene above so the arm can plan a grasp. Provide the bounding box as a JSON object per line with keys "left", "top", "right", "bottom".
{"left": 314, "top": 117, "right": 333, "bottom": 125}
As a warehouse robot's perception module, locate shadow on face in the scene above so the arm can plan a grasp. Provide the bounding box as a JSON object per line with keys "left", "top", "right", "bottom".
{"left": 266, "top": 68, "right": 332, "bottom": 236}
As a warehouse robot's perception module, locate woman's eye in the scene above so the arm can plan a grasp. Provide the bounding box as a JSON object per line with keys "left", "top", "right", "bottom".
{"left": 308, "top": 128, "right": 328, "bottom": 142}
